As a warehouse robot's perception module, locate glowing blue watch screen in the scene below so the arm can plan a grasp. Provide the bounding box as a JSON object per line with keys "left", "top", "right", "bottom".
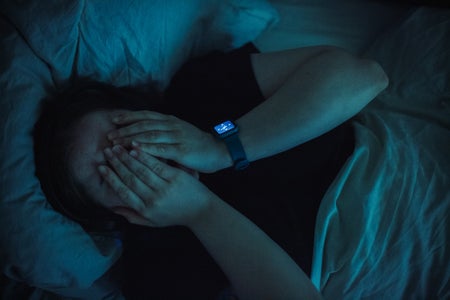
{"left": 214, "top": 121, "right": 235, "bottom": 135}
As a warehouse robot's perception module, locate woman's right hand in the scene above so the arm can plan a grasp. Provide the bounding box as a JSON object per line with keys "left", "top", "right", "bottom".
{"left": 107, "top": 111, "right": 231, "bottom": 173}
{"left": 98, "top": 145, "right": 215, "bottom": 227}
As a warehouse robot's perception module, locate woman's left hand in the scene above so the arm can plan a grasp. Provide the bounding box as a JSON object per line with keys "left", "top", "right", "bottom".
{"left": 99, "top": 145, "right": 215, "bottom": 227}
{"left": 107, "top": 111, "right": 230, "bottom": 173}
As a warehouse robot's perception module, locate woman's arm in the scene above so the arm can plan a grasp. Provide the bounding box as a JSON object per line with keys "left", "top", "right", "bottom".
{"left": 189, "top": 194, "right": 323, "bottom": 300}
{"left": 216, "top": 46, "right": 389, "bottom": 168}
{"left": 107, "top": 46, "right": 388, "bottom": 172}
{"left": 99, "top": 146, "right": 322, "bottom": 300}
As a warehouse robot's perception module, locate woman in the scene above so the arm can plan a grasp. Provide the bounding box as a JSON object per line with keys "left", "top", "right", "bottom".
{"left": 34, "top": 43, "right": 388, "bottom": 299}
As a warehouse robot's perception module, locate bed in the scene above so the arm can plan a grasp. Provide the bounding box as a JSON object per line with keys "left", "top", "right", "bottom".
{"left": 0, "top": 0, "right": 449, "bottom": 299}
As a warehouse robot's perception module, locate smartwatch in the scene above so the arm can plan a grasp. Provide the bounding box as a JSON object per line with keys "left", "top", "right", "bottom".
{"left": 213, "top": 120, "right": 249, "bottom": 170}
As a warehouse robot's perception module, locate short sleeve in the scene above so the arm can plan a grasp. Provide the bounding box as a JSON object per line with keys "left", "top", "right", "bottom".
{"left": 163, "top": 43, "right": 265, "bottom": 130}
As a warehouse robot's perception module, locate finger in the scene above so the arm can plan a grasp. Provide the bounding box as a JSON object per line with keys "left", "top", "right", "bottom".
{"left": 110, "top": 145, "right": 167, "bottom": 190}
{"left": 128, "top": 147, "right": 179, "bottom": 181}
{"left": 135, "top": 142, "right": 181, "bottom": 162}
{"left": 107, "top": 120, "right": 174, "bottom": 140}
{"left": 112, "top": 110, "right": 172, "bottom": 125}
{"left": 105, "top": 146, "right": 158, "bottom": 202}
{"left": 111, "top": 130, "right": 179, "bottom": 147}
{"left": 98, "top": 165, "right": 145, "bottom": 212}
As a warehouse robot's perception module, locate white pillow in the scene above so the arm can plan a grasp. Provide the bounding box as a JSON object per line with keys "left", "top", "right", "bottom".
{"left": 0, "top": 0, "right": 278, "bottom": 296}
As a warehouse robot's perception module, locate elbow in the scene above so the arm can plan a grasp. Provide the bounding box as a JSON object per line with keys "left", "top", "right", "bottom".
{"left": 321, "top": 47, "right": 389, "bottom": 111}
{"left": 366, "top": 58, "right": 389, "bottom": 92}
{"left": 352, "top": 57, "right": 389, "bottom": 110}
{"left": 323, "top": 46, "right": 389, "bottom": 93}
{"left": 370, "top": 60, "right": 389, "bottom": 92}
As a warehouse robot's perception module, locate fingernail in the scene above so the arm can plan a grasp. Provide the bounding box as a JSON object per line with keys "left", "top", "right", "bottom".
{"left": 107, "top": 131, "right": 117, "bottom": 140}
{"left": 129, "top": 150, "right": 138, "bottom": 157}
{"left": 104, "top": 148, "right": 113, "bottom": 159}
{"left": 131, "top": 140, "right": 139, "bottom": 147}
{"left": 112, "top": 115, "right": 123, "bottom": 123}
{"left": 112, "top": 145, "right": 122, "bottom": 154}
{"left": 98, "top": 165, "right": 107, "bottom": 175}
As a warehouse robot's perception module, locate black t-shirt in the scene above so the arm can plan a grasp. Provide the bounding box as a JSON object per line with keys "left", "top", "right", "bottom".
{"left": 121, "top": 43, "right": 355, "bottom": 299}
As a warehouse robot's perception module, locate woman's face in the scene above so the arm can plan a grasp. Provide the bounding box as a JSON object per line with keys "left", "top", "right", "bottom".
{"left": 68, "top": 110, "right": 125, "bottom": 209}
{"left": 68, "top": 109, "right": 199, "bottom": 211}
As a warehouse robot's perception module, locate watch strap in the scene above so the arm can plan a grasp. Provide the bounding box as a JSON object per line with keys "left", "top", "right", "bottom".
{"left": 223, "top": 134, "right": 249, "bottom": 170}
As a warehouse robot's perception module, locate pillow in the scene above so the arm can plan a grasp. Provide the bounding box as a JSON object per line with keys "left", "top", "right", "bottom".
{"left": 0, "top": 0, "right": 278, "bottom": 297}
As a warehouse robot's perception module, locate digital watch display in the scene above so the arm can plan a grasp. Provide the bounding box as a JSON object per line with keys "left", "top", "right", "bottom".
{"left": 213, "top": 120, "right": 249, "bottom": 170}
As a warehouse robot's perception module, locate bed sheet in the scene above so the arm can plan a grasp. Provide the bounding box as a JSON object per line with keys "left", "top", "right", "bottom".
{"left": 310, "top": 7, "right": 450, "bottom": 299}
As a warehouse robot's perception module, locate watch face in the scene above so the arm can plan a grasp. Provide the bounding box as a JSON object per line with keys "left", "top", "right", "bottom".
{"left": 214, "top": 121, "right": 235, "bottom": 135}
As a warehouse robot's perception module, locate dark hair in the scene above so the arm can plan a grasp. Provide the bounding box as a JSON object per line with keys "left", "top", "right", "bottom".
{"left": 33, "top": 78, "right": 163, "bottom": 234}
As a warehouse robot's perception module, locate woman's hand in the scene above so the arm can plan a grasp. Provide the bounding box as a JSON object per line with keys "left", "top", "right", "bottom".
{"left": 98, "top": 144, "right": 215, "bottom": 227}
{"left": 107, "top": 111, "right": 231, "bottom": 173}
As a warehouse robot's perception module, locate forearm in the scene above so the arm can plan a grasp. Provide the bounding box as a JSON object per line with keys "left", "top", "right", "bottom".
{"left": 188, "top": 196, "right": 323, "bottom": 300}
{"left": 216, "top": 49, "right": 388, "bottom": 169}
